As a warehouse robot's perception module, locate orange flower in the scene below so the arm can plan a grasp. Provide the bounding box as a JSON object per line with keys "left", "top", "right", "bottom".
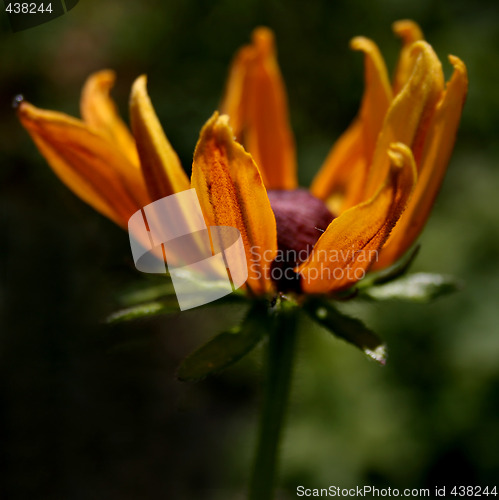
{"left": 17, "top": 21, "right": 467, "bottom": 297}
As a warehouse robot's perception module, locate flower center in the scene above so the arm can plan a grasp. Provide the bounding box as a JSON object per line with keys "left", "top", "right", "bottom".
{"left": 267, "top": 188, "right": 335, "bottom": 292}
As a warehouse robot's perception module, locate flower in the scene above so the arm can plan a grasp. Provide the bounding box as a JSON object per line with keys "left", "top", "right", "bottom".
{"left": 17, "top": 20, "right": 467, "bottom": 298}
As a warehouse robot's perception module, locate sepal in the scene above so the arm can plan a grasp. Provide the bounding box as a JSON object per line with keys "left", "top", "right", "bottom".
{"left": 106, "top": 283, "right": 247, "bottom": 323}
{"left": 359, "top": 272, "right": 462, "bottom": 303}
{"left": 359, "top": 244, "right": 420, "bottom": 289}
{"left": 177, "top": 301, "right": 270, "bottom": 382}
{"left": 106, "top": 298, "right": 179, "bottom": 324}
{"left": 303, "top": 297, "right": 386, "bottom": 365}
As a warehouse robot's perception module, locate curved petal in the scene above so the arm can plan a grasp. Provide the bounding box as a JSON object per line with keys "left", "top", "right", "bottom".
{"left": 130, "top": 75, "right": 190, "bottom": 202}
{"left": 363, "top": 41, "right": 444, "bottom": 200}
{"left": 220, "top": 28, "right": 297, "bottom": 190}
{"left": 373, "top": 56, "right": 468, "bottom": 270}
{"left": 80, "top": 70, "right": 140, "bottom": 166}
{"left": 297, "top": 143, "right": 417, "bottom": 294}
{"left": 18, "top": 102, "right": 148, "bottom": 228}
{"left": 350, "top": 37, "right": 393, "bottom": 165}
{"left": 392, "top": 20, "right": 424, "bottom": 95}
{"left": 191, "top": 112, "right": 277, "bottom": 294}
{"left": 311, "top": 38, "right": 392, "bottom": 214}
{"left": 220, "top": 46, "right": 253, "bottom": 139}
{"left": 310, "top": 120, "right": 366, "bottom": 214}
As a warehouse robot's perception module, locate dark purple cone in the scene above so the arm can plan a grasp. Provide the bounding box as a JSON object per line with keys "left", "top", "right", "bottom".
{"left": 267, "top": 188, "right": 335, "bottom": 292}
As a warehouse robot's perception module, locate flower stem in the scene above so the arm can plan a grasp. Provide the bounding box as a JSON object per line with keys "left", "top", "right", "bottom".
{"left": 249, "top": 301, "right": 299, "bottom": 500}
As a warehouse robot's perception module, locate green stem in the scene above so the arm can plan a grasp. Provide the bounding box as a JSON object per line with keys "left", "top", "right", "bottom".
{"left": 249, "top": 301, "right": 299, "bottom": 500}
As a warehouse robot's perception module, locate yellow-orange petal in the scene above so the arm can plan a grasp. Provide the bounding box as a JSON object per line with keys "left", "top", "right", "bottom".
{"left": 130, "top": 75, "right": 190, "bottom": 202}
{"left": 191, "top": 112, "right": 278, "bottom": 294}
{"left": 350, "top": 37, "right": 393, "bottom": 165}
{"left": 220, "top": 27, "right": 297, "bottom": 190}
{"left": 363, "top": 41, "right": 444, "bottom": 200}
{"left": 80, "top": 70, "right": 140, "bottom": 166}
{"left": 18, "top": 102, "right": 149, "bottom": 228}
{"left": 392, "top": 20, "right": 424, "bottom": 95}
{"left": 373, "top": 56, "right": 468, "bottom": 270}
{"left": 220, "top": 46, "right": 254, "bottom": 139}
{"left": 310, "top": 38, "right": 392, "bottom": 214}
{"left": 297, "top": 143, "right": 417, "bottom": 294}
{"left": 310, "top": 119, "right": 366, "bottom": 214}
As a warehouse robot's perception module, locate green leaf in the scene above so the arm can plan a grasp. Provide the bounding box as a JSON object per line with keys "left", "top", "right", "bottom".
{"left": 358, "top": 244, "right": 421, "bottom": 289}
{"left": 177, "top": 301, "right": 269, "bottom": 382}
{"left": 106, "top": 291, "right": 249, "bottom": 324}
{"left": 373, "top": 244, "right": 421, "bottom": 285}
{"left": 116, "top": 280, "right": 176, "bottom": 307}
{"left": 360, "top": 272, "right": 463, "bottom": 303}
{"left": 115, "top": 264, "right": 249, "bottom": 309}
{"left": 105, "top": 299, "right": 180, "bottom": 323}
{"left": 303, "top": 298, "right": 386, "bottom": 364}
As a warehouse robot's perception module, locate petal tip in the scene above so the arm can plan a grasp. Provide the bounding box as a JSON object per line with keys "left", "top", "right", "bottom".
{"left": 132, "top": 74, "right": 147, "bottom": 91}
{"left": 15, "top": 98, "right": 27, "bottom": 114}
{"left": 202, "top": 111, "right": 235, "bottom": 145}
{"left": 387, "top": 142, "right": 412, "bottom": 169}
{"left": 448, "top": 54, "right": 467, "bottom": 77}
{"left": 447, "top": 55, "right": 468, "bottom": 102}
{"left": 409, "top": 40, "right": 433, "bottom": 58}
{"left": 387, "top": 142, "right": 417, "bottom": 188}
{"left": 350, "top": 36, "right": 371, "bottom": 51}
{"left": 87, "top": 69, "right": 116, "bottom": 86}
{"left": 217, "top": 113, "right": 230, "bottom": 127}
{"left": 392, "top": 20, "right": 424, "bottom": 43}
{"left": 252, "top": 26, "right": 275, "bottom": 51}
{"left": 203, "top": 110, "right": 221, "bottom": 129}
{"left": 16, "top": 100, "right": 36, "bottom": 121}
{"left": 130, "top": 75, "right": 149, "bottom": 108}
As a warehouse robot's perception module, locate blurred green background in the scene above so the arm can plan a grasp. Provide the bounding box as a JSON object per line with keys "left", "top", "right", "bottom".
{"left": 1, "top": 0, "right": 499, "bottom": 498}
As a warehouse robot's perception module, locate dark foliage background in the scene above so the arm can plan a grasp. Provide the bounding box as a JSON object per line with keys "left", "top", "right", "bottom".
{"left": 1, "top": 0, "right": 499, "bottom": 498}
